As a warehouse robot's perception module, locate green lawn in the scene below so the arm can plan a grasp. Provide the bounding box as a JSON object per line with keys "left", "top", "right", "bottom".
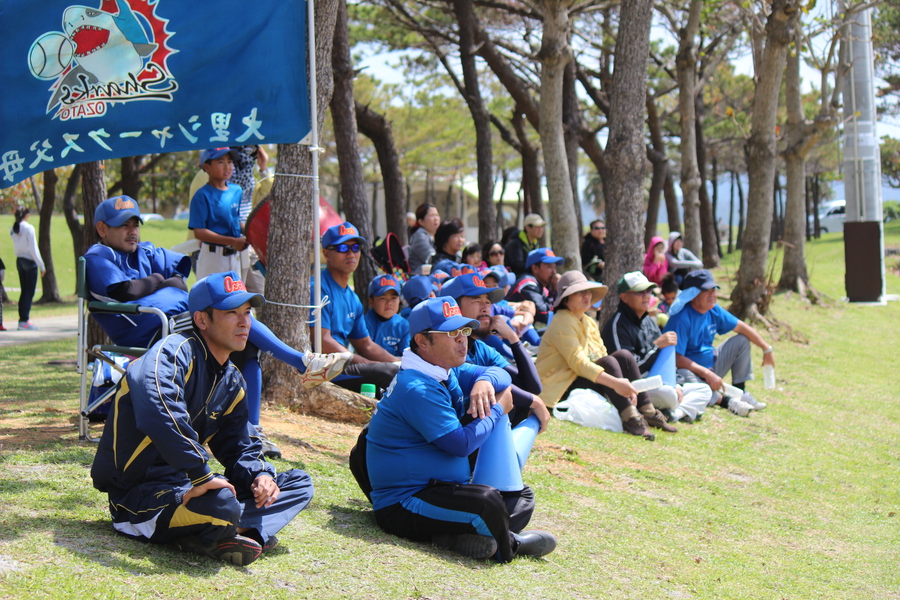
{"left": 0, "top": 225, "right": 899, "bottom": 599}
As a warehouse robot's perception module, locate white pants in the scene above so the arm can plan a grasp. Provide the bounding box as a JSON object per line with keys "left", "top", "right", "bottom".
{"left": 647, "top": 383, "right": 712, "bottom": 421}
{"left": 240, "top": 248, "right": 266, "bottom": 294}
{"left": 196, "top": 243, "right": 240, "bottom": 280}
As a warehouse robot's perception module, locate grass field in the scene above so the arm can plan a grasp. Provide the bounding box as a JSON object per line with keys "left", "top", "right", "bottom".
{"left": 0, "top": 223, "right": 899, "bottom": 599}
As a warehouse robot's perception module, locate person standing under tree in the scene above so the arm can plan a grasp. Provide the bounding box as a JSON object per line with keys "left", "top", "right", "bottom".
{"left": 9, "top": 206, "right": 44, "bottom": 330}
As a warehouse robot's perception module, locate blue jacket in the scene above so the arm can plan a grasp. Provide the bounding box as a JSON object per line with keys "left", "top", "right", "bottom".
{"left": 91, "top": 330, "right": 274, "bottom": 498}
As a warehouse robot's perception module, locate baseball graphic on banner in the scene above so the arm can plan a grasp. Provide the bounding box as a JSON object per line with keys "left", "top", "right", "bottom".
{"left": 28, "top": 32, "right": 74, "bottom": 80}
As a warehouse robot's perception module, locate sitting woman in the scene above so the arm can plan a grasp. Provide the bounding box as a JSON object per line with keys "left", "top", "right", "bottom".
{"left": 535, "top": 271, "right": 677, "bottom": 441}
{"left": 642, "top": 236, "right": 669, "bottom": 286}
{"left": 430, "top": 218, "right": 466, "bottom": 265}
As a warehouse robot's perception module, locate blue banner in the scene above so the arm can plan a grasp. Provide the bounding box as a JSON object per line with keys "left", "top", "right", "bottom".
{"left": 0, "top": 0, "right": 309, "bottom": 188}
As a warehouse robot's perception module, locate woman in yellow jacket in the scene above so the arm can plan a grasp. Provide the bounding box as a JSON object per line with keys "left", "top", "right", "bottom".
{"left": 535, "top": 271, "right": 676, "bottom": 441}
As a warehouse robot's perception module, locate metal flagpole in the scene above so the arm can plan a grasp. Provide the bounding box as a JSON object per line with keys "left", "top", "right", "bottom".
{"left": 307, "top": 0, "right": 323, "bottom": 351}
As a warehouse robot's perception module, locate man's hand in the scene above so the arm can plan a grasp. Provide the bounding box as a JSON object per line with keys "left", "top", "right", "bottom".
{"left": 251, "top": 474, "right": 280, "bottom": 509}
{"left": 531, "top": 395, "right": 551, "bottom": 434}
{"left": 183, "top": 477, "right": 235, "bottom": 506}
{"left": 704, "top": 370, "right": 724, "bottom": 394}
{"left": 467, "top": 380, "right": 498, "bottom": 419}
{"left": 654, "top": 332, "right": 677, "bottom": 348}
{"left": 490, "top": 316, "right": 519, "bottom": 344}
{"left": 514, "top": 300, "right": 536, "bottom": 316}
{"left": 231, "top": 236, "right": 250, "bottom": 252}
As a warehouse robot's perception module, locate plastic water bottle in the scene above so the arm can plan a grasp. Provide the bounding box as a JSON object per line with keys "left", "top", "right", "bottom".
{"left": 763, "top": 364, "right": 776, "bottom": 390}
{"left": 631, "top": 375, "right": 663, "bottom": 393}
{"left": 721, "top": 382, "right": 744, "bottom": 398}
{"left": 360, "top": 383, "right": 377, "bottom": 399}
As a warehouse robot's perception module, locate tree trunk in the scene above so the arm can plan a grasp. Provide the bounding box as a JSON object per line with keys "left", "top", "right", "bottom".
{"left": 676, "top": 0, "right": 704, "bottom": 257}
{"left": 513, "top": 107, "right": 542, "bottom": 219}
{"left": 730, "top": 0, "right": 801, "bottom": 320}
{"left": 62, "top": 165, "right": 84, "bottom": 276}
{"left": 728, "top": 171, "right": 736, "bottom": 254}
{"left": 119, "top": 156, "right": 145, "bottom": 201}
{"left": 664, "top": 168, "right": 681, "bottom": 233}
{"left": 736, "top": 169, "right": 745, "bottom": 250}
{"left": 81, "top": 161, "right": 108, "bottom": 347}
{"left": 37, "top": 169, "right": 61, "bottom": 303}
{"left": 563, "top": 60, "right": 583, "bottom": 237}
{"left": 538, "top": 0, "right": 580, "bottom": 270}
{"left": 331, "top": 0, "right": 375, "bottom": 298}
{"left": 598, "top": 0, "right": 653, "bottom": 323}
{"left": 695, "top": 95, "right": 720, "bottom": 268}
{"left": 261, "top": 0, "right": 339, "bottom": 406}
{"left": 356, "top": 101, "right": 407, "bottom": 243}
{"left": 646, "top": 94, "right": 668, "bottom": 247}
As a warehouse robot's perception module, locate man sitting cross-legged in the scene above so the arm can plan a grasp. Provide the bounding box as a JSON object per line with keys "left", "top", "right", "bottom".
{"left": 361, "top": 297, "right": 557, "bottom": 562}
{"left": 84, "top": 196, "right": 350, "bottom": 458}
{"left": 90, "top": 272, "right": 314, "bottom": 567}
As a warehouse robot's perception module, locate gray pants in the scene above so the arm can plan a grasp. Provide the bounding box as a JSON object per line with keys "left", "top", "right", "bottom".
{"left": 678, "top": 333, "right": 753, "bottom": 386}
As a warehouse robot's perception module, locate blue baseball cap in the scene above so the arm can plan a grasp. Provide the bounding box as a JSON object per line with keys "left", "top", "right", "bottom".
{"left": 681, "top": 269, "right": 719, "bottom": 291}
{"left": 368, "top": 274, "right": 401, "bottom": 297}
{"left": 321, "top": 221, "right": 366, "bottom": 248}
{"left": 432, "top": 259, "right": 477, "bottom": 278}
{"left": 441, "top": 273, "right": 505, "bottom": 304}
{"left": 483, "top": 265, "right": 514, "bottom": 287}
{"left": 526, "top": 247, "right": 565, "bottom": 269}
{"left": 408, "top": 296, "right": 480, "bottom": 337}
{"left": 189, "top": 271, "right": 265, "bottom": 314}
{"left": 200, "top": 147, "right": 239, "bottom": 165}
{"left": 95, "top": 195, "right": 143, "bottom": 228}
{"left": 402, "top": 275, "right": 437, "bottom": 308}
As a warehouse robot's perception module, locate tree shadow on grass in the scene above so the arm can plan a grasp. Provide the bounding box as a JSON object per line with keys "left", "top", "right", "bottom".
{"left": 322, "top": 503, "right": 503, "bottom": 569}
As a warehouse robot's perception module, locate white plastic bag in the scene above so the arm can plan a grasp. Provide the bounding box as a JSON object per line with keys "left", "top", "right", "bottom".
{"left": 552, "top": 388, "right": 623, "bottom": 433}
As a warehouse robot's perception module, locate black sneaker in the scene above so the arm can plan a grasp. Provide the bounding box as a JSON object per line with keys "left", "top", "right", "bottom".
{"left": 513, "top": 530, "right": 557, "bottom": 558}
{"left": 432, "top": 534, "right": 498, "bottom": 559}
{"left": 180, "top": 534, "right": 262, "bottom": 566}
{"left": 244, "top": 530, "right": 279, "bottom": 552}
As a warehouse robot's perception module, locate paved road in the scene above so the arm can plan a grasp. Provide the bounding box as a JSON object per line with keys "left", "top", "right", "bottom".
{"left": 0, "top": 314, "right": 78, "bottom": 348}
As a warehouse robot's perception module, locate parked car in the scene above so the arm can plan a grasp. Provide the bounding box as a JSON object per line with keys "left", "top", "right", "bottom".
{"left": 142, "top": 213, "right": 164, "bottom": 222}
{"left": 809, "top": 199, "right": 845, "bottom": 234}
{"left": 175, "top": 210, "right": 190, "bottom": 220}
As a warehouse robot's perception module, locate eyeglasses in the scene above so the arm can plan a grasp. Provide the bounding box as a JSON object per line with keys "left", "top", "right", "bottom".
{"left": 489, "top": 250, "right": 505, "bottom": 256}
{"left": 592, "top": 226, "right": 606, "bottom": 231}
{"left": 425, "top": 327, "right": 473, "bottom": 337}
{"left": 327, "top": 243, "right": 360, "bottom": 253}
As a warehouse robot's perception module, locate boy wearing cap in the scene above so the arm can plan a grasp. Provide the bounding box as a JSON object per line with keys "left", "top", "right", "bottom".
{"left": 602, "top": 272, "right": 712, "bottom": 423}
{"left": 362, "top": 297, "right": 556, "bottom": 562}
{"left": 90, "top": 272, "right": 314, "bottom": 567}
{"left": 364, "top": 274, "right": 410, "bottom": 357}
{"left": 504, "top": 213, "right": 546, "bottom": 277}
{"left": 189, "top": 148, "right": 249, "bottom": 279}
{"left": 663, "top": 269, "right": 774, "bottom": 416}
{"left": 399, "top": 275, "right": 437, "bottom": 317}
{"left": 314, "top": 222, "right": 401, "bottom": 395}
{"left": 507, "top": 248, "right": 564, "bottom": 325}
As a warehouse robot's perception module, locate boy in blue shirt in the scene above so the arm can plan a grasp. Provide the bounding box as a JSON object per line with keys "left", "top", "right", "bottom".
{"left": 364, "top": 274, "right": 409, "bottom": 357}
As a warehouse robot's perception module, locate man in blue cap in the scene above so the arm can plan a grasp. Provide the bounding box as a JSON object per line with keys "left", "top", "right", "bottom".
{"left": 85, "top": 195, "right": 351, "bottom": 458}
{"left": 663, "top": 269, "right": 774, "bottom": 417}
{"left": 360, "top": 296, "right": 556, "bottom": 562}
{"left": 91, "top": 271, "right": 314, "bottom": 567}
{"left": 189, "top": 148, "right": 248, "bottom": 279}
{"left": 313, "top": 222, "right": 401, "bottom": 395}
{"left": 506, "top": 248, "right": 565, "bottom": 325}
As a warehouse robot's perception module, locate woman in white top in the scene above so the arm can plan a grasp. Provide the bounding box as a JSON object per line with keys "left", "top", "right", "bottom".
{"left": 9, "top": 206, "right": 45, "bottom": 330}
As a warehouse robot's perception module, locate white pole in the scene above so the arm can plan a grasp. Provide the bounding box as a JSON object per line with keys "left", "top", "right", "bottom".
{"left": 307, "top": 0, "right": 323, "bottom": 352}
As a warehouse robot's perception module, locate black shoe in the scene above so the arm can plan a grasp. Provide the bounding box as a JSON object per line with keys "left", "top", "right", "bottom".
{"left": 513, "top": 530, "right": 557, "bottom": 558}
{"left": 244, "top": 530, "right": 279, "bottom": 552}
{"left": 432, "top": 534, "right": 498, "bottom": 559}
{"left": 180, "top": 534, "right": 262, "bottom": 566}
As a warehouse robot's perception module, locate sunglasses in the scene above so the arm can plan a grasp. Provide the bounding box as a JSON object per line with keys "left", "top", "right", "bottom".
{"left": 592, "top": 226, "right": 606, "bottom": 231}
{"left": 425, "top": 327, "right": 473, "bottom": 337}
{"left": 489, "top": 250, "right": 505, "bottom": 256}
{"left": 327, "top": 243, "right": 360, "bottom": 253}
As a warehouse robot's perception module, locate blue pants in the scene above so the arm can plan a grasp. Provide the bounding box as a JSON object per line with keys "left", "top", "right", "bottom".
{"left": 108, "top": 469, "right": 314, "bottom": 548}
{"left": 16, "top": 257, "right": 38, "bottom": 323}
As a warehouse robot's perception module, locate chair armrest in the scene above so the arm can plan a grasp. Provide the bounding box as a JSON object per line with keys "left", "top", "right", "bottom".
{"left": 88, "top": 301, "right": 142, "bottom": 315}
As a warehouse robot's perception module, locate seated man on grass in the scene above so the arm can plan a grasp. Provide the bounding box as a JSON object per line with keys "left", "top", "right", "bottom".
{"left": 84, "top": 196, "right": 350, "bottom": 458}
{"left": 361, "top": 297, "right": 557, "bottom": 562}
{"left": 91, "top": 272, "right": 314, "bottom": 567}
{"left": 663, "top": 269, "right": 773, "bottom": 417}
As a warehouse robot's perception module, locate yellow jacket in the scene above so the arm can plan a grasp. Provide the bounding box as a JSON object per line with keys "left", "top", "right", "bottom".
{"left": 535, "top": 309, "right": 608, "bottom": 406}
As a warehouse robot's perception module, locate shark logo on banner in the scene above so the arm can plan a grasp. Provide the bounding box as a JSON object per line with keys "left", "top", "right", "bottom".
{"left": 28, "top": 0, "right": 178, "bottom": 120}
{"left": 1, "top": 0, "right": 311, "bottom": 188}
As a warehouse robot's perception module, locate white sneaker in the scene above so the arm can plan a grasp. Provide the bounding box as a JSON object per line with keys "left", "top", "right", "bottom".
{"left": 741, "top": 391, "right": 767, "bottom": 411}
{"left": 727, "top": 398, "right": 752, "bottom": 417}
{"left": 300, "top": 351, "right": 352, "bottom": 389}
{"left": 671, "top": 407, "right": 687, "bottom": 422}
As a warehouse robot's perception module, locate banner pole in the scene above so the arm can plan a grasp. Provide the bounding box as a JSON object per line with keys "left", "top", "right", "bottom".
{"left": 307, "top": 0, "right": 323, "bottom": 352}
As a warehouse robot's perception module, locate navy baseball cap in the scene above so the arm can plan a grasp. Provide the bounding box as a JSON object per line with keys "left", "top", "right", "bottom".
{"left": 681, "top": 269, "right": 719, "bottom": 291}
{"left": 408, "top": 296, "right": 480, "bottom": 337}
{"left": 321, "top": 221, "right": 366, "bottom": 247}
{"left": 95, "top": 196, "right": 143, "bottom": 228}
{"left": 368, "top": 274, "right": 401, "bottom": 297}
{"left": 200, "top": 147, "right": 239, "bottom": 165}
{"left": 441, "top": 273, "right": 505, "bottom": 304}
{"left": 526, "top": 248, "right": 565, "bottom": 269}
{"left": 189, "top": 271, "right": 265, "bottom": 314}
{"left": 402, "top": 275, "right": 436, "bottom": 308}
